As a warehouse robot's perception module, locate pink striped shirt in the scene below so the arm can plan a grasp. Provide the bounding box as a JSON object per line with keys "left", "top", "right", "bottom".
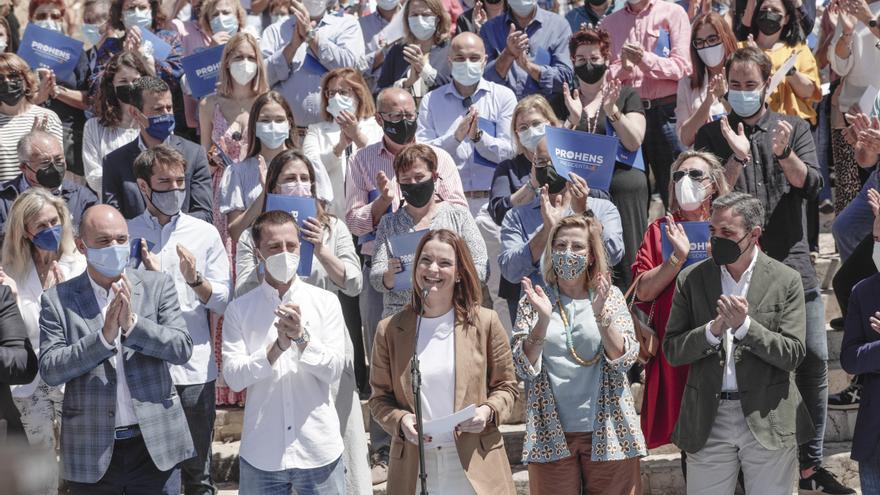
{"left": 600, "top": 0, "right": 693, "bottom": 101}
{"left": 344, "top": 139, "right": 467, "bottom": 256}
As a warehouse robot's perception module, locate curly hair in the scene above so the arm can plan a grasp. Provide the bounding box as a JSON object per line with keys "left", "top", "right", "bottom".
{"left": 109, "top": 0, "right": 167, "bottom": 32}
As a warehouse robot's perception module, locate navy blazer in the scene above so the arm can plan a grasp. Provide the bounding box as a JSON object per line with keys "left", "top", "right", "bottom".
{"left": 0, "top": 285, "right": 37, "bottom": 442}
{"left": 0, "top": 175, "right": 98, "bottom": 247}
{"left": 101, "top": 135, "right": 213, "bottom": 223}
{"left": 840, "top": 272, "right": 880, "bottom": 462}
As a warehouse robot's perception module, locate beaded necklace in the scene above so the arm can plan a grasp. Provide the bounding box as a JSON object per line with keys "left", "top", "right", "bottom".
{"left": 555, "top": 287, "right": 603, "bottom": 367}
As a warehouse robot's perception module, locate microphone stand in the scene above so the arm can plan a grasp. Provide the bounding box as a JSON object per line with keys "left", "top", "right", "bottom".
{"left": 411, "top": 288, "right": 429, "bottom": 495}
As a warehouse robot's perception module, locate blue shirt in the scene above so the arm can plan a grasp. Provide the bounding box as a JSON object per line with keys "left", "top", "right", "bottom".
{"left": 498, "top": 195, "right": 623, "bottom": 300}
{"left": 358, "top": 11, "right": 391, "bottom": 91}
{"left": 416, "top": 79, "right": 517, "bottom": 192}
{"left": 479, "top": 8, "right": 573, "bottom": 100}
{"left": 260, "top": 14, "right": 365, "bottom": 126}
{"left": 564, "top": 4, "right": 613, "bottom": 32}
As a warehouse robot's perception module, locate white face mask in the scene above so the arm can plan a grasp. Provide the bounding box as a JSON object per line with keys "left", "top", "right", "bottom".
{"left": 697, "top": 44, "right": 726, "bottom": 68}
{"left": 675, "top": 175, "right": 708, "bottom": 211}
{"left": 0, "top": 38, "right": 7, "bottom": 52}
{"left": 229, "top": 60, "right": 257, "bottom": 86}
{"left": 507, "top": 0, "right": 537, "bottom": 16}
{"left": 264, "top": 250, "right": 300, "bottom": 283}
{"left": 327, "top": 93, "right": 356, "bottom": 119}
{"left": 408, "top": 15, "right": 437, "bottom": 41}
{"left": 303, "top": 0, "right": 327, "bottom": 18}
{"left": 874, "top": 241, "right": 880, "bottom": 272}
{"left": 451, "top": 60, "right": 483, "bottom": 86}
{"left": 255, "top": 121, "right": 290, "bottom": 149}
{"left": 517, "top": 123, "right": 546, "bottom": 153}
{"left": 377, "top": 0, "right": 399, "bottom": 10}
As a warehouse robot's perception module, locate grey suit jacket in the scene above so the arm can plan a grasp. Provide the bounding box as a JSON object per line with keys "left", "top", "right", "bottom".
{"left": 663, "top": 251, "right": 815, "bottom": 454}
{"left": 38, "top": 268, "right": 195, "bottom": 483}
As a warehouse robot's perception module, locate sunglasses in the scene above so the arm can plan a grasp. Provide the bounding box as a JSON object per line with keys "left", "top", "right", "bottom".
{"left": 672, "top": 169, "right": 709, "bottom": 182}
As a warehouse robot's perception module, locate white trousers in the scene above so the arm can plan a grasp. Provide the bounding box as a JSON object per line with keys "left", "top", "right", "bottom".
{"left": 418, "top": 443, "right": 477, "bottom": 495}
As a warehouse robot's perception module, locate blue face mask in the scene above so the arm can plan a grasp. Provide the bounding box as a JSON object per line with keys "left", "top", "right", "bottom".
{"left": 32, "top": 224, "right": 62, "bottom": 252}
{"left": 210, "top": 14, "right": 239, "bottom": 35}
{"left": 727, "top": 88, "right": 764, "bottom": 118}
{"left": 82, "top": 23, "right": 103, "bottom": 46}
{"left": 86, "top": 243, "right": 130, "bottom": 278}
{"left": 149, "top": 188, "right": 186, "bottom": 217}
{"left": 144, "top": 113, "right": 175, "bottom": 141}
{"left": 123, "top": 7, "right": 153, "bottom": 30}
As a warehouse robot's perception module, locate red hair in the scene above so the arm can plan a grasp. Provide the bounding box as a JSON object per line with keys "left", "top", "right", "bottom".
{"left": 689, "top": 12, "right": 738, "bottom": 89}
{"left": 568, "top": 26, "right": 611, "bottom": 61}
{"left": 28, "top": 0, "right": 66, "bottom": 19}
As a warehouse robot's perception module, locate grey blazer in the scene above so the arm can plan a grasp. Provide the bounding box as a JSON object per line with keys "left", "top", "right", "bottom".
{"left": 38, "top": 268, "right": 195, "bottom": 484}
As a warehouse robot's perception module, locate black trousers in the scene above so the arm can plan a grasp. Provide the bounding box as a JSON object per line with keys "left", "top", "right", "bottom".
{"left": 833, "top": 234, "right": 877, "bottom": 319}
{"left": 67, "top": 434, "right": 180, "bottom": 495}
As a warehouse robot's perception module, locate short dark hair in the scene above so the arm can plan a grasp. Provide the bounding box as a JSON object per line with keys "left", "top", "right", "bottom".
{"left": 130, "top": 76, "right": 169, "bottom": 111}
{"left": 712, "top": 191, "right": 765, "bottom": 232}
{"left": 393, "top": 143, "right": 438, "bottom": 176}
{"left": 252, "top": 210, "right": 298, "bottom": 247}
{"left": 725, "top": 46, "right": 773, "bottom": 82}
{"left": 133, "top": 144, "right": 186, "bottom": 183}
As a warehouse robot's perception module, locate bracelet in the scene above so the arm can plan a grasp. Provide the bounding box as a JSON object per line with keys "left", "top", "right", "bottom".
{"left": 525, "top": 333, "right": 545, "bottom": 346}
{"left": 274, "top": 339, "right": 289, "bottom": 352}
{"left": 595, "top": 309, "right": 614, "bottom": 329}
{"left": 731, "top": 154, "right": 750, "bottom": 166}
{"left": 774, "top": 145, "right": 792, "bottom": 161}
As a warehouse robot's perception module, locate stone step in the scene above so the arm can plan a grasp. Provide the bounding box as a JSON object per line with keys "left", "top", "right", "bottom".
{"left": 211, "top": 440, "right": 860, "bottom": 494}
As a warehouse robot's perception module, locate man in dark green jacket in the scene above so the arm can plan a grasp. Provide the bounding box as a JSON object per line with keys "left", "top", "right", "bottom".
{"left": 664, "top": 192, "right": 814, "bottom": 494}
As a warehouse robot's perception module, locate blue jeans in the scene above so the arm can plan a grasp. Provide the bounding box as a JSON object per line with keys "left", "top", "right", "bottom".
{"left": 797, "top": 287, "right": 829, "bottom": 470}
{"left": 861, "top": 453, "right": 880, "bottom": 495}
{"left": 833, "top": 169, "right": 878, "bottom": 261}
{"left": 642, "top": 102, "right": 684, "bottom": 207}
{"left": 239, "top": 456, "right": 345, "bottom": 495}
{"left": 814, "top": 94, "right": 834, "bottom": 203}
{"left": 175, "top": 381, "right": 216, "bottom": 495}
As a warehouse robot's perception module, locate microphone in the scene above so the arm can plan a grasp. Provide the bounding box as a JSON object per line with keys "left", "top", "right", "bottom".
{"left": 412, "top": 283, "right": 430, "bottom": 495}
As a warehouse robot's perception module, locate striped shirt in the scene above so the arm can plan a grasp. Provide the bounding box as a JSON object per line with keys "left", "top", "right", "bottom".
{"left": 344, "top": 140, "right": 467, "bottom": 257}
{"left": 0, "top": 105, "right": 63, "bottom": 182}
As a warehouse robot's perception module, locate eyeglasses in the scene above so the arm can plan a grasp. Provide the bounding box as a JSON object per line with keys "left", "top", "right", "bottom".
{"left": 692, "top": 35, "right": 721, "bottom": 50}
{"left": 672, "top": 169, "right": 709, "bottom": 182}
{"left": 379, "top": 111, "right": 417, "bottom": 122}
{"left": 34, "top": 12, "right": 64, "bottom": 21}
{"left": 325, "top": 88, "right": 353, "bottom": 98}
{"left": 25, "top": 156, "right": 66, "bottom": 171}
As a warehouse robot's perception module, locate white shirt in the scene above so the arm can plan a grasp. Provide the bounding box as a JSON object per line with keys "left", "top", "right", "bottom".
{"left": 416, "top": 309, "right": 456, "bottom": 445}
{"left": 302, "top": 118, "right": 384, "bottom": 216}
{"left": 127, "top": 211, "right": 230, "bottom": 385}
{"left": 82, "top": 117, "right": 140, "bottom": 196}
{"left": 705, "top": 248, "right": 759, "bottom": 392}
{"left": 92, "top": 273, "right": 139, "bottom": 427}
{"left": 11, "top": 254, "right": 86, "bottom": 398}
{"left": 222, "top": 277, "right": 345, "bottom": 471}
{"left": 828, "top": 2, "right": 880, "bottom": 113}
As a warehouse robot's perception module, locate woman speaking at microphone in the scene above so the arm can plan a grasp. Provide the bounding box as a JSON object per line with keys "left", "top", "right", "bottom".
{"left": 369, "top": 229, "right": 517, "bottom": 495}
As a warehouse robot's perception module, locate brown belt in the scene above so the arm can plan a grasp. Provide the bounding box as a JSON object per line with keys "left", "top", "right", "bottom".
{"left": 464, "top": 190, "right": 490, "bottom": 199}
{"left": 642, "top": 94, "right": 677, "bottom": 110}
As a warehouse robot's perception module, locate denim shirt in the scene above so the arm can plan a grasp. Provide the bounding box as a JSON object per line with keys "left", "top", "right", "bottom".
{"left": 510, "top": 286, "right": 646, "bottom": 463}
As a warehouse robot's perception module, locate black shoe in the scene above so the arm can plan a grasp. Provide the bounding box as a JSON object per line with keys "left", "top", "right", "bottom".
{"left": 830, "top": 317, "right": 845, "bottom": 331}
{"left": 819, "top": 199, "right": 834, "bottom": 215}
{"left": 799, "top": 467, "right": 856, "bottom": 494}
{"left": 828, "top": 379, "right": 862, "bottom": 410}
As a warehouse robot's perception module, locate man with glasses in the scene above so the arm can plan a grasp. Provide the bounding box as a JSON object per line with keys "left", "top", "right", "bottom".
{"left": 416, "top": 32, "right": 516, "bottom": 329}
{"left": 694, "top": 47, "right": 852, "bottom": 495}
{"left": 344, "top": 86, "right": 466, "bottom": 485}
{"left": 0, "top": 129, "right": 97, "bottom": 247}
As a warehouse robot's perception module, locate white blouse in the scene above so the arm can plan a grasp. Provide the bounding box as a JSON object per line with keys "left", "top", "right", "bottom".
{"left": 417, "top": 308, "right": 456, "bottom": 445}
{"left": 219, "top": 156, "right": 263, "bottom": 215}
{"left": 675, "top": 73, "right": 727, "bottom": 145}
{"left": 82, "top": 117, "right": 140, "bottom": 195}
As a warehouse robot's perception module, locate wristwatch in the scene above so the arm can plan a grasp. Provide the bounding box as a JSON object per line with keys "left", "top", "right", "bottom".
{"left": 774, "top": 144, "right": 792, "bottom": 161}
{"left": 293, "top": 329, "right": 311, "bottom": 346}
{"left": 870, "top": 17, "right": 879, "bottom": 28}
{"left": 187, "top": 271, "right": 204, "bottom": 288}
{"left": 305, "top": 28, "right": 317, "bottom": 42}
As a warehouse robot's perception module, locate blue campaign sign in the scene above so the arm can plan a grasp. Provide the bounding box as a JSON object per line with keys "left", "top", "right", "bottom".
{"left": 182, "top": 45, "right": 225, "bottom": 99}
{"left": 265, "top": 194, "right": 318, "bottom": 277}
{"left": 141, "top": 28, "right": 172, "bottom": 62}
{"left": 545, "top": 126, "right": 619, "bottom": 192}
{"left": 474, "top": 118, "right": 497, "bottom": 168}
{"left": 606, "top": 118, "right": 645, "bottom": 171}
{"left": 302, "top": 52, "right": 328, "bottom": 76}
{"left": 17, "top": 25, "right": 83, "bottom": 80}
{"left": 660, "top": 221, "right": 711, "bottom": 268}
{"left": 655, "top": 28, "right": 671, "bottom": 57}
{"left": 357, "top": 189, "right": 392, "bottom": 246}
{"left": 388, "top": 230, "right": 428, "bottom": 291}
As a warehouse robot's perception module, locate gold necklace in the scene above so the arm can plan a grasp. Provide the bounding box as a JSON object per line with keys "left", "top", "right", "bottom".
{"left": 555, "top": 289, "right": 603, "bottom": 367}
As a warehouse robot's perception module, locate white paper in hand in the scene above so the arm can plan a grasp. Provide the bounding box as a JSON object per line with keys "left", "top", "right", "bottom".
{"left": 858, "top": 85, "right": 880, "bottom": 116}
{"left": 766, "top": 52, "right": 798, "bottom": 102}
{"left": 378, "top": 9, "right": 405, "bottom": 46}
{"left": 422, "top": 404, "right": 477, "bottom": 437}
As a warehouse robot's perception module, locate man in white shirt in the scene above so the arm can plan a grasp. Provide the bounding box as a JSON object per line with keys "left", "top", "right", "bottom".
{"left": 222, "top": 210, "right": 346, "bottom": 494}
{"left": 38, "top": 204, "right": 194, "bottom": 494}
{"left": 417, "top": 31, "right": 517, "bottom": 329}
{"left": 664, "top": 192, "right": 812, "bottom": 495}
{"left": 126, "top": 145, "right": 230, "bottom": 495}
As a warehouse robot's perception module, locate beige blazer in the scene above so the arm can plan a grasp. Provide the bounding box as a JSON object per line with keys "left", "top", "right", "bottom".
{"left": 369, "top": 306, "right": 518, "bottom": 495}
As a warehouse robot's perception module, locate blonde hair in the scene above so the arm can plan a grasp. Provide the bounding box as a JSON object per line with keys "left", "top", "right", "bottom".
{"left": 511, "top": 94, "right": 560, "bottom": 155}
{"left": 403, "top": 0, "right": 451, "bottom": 46}
{"left": 0, "top": 53, "right": 38, "bottom": 104}
{"left": 199, "top": 0, "right": 246, "bottom": 35}
{"left": 541, "top": 214, "right": 609, "bottom": 291}
{"left": 216, "top": 32, "right": 269, "bottom": 97}
{"left": 1, "top": 188, "right": 78, "bottom": 282}
{"left": 667, "top": 150, "right": 731, "bottom": 213}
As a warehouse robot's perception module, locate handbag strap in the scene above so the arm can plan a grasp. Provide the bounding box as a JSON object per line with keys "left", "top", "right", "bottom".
{"left": 625, "top": 273, "right": 655, "bottom": 325}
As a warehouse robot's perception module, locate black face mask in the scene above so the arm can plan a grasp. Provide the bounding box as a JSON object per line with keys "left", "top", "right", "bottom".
{"left": 30, "top": 160, "right": 65, "bottom": 189}
{"left": 535, "top": 165, "right": 567, "bottom": 194}
{"left": 484, "top": 0, "right": 502, "bottom": 5}
{"left": 574, "top": 62, "right": 607, "bottom": 85}
{"left": 587, "top": 0, "right": 607, "bottom": 7}
{"left": 400, "top": 178, "right": 435, "bottom": 208}
{"left": 114, "top": 84, "right": 133, "bottom": 104}
{"left": 755, "top": 10, "right": 784, "bottom": 36}
{"left": 710, "top": 233, "right": 750, "bottom": 266}
{"left": 382, "top": 118, "right": 417, "bottom": 145}
{"left": 0, "top": 77, "right": 25, "bottom": 106}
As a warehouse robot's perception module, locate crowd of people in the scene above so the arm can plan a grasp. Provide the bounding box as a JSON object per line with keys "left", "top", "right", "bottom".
{"left": 0, "top": 0, "right": 878, "bottom": 493}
